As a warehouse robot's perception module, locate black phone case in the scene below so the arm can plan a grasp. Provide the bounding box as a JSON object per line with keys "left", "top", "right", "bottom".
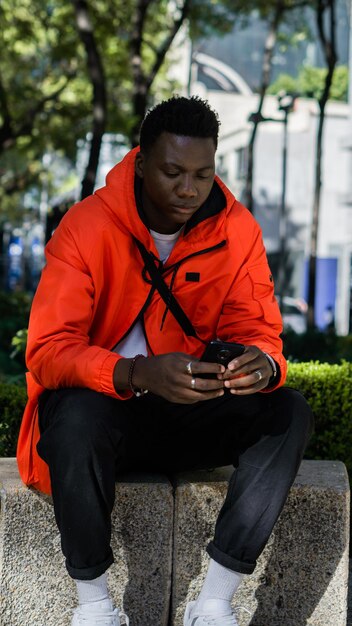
{"left": 200, "top": 340, "right": 245, "bottom": 373}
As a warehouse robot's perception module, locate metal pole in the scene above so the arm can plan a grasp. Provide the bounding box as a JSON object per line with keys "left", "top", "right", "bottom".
{"left": 277, "top": 108, "right": 289, "bottom": 299}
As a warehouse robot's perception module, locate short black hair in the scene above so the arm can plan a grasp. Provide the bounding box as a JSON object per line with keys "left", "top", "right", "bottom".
{"left": 139, "top": 96, "right": 220, "bottom": 153}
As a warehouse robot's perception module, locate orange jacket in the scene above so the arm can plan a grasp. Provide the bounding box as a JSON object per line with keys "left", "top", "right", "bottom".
{"left": 17, "top": 147, "right": 286, "bottom": 494}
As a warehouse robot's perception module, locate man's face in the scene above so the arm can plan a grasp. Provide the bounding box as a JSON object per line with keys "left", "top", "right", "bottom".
{"left": 135, "top": 132, "right": 216, "bottom": 234}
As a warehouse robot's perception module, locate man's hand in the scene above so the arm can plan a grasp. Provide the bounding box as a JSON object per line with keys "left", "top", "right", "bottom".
{"left": 219, "top": 345, "right": 273, "bottom": 394}
{"left": 121, "top": 352, "right": 226, "bottom": 404}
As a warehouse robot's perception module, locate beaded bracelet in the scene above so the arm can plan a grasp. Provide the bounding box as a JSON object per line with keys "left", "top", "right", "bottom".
{"left": 128, "top": 354, "right": 149, "bottom": 397}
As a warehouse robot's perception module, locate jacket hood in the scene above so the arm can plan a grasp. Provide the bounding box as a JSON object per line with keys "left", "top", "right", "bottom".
{"left": 95, "top": 148, "right": 146, "bottom": 240}
{"left": 94, "top": 147, "right": 237, "bottom": 247}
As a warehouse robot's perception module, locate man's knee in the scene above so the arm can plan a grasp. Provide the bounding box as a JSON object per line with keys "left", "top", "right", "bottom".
{"left": 273, "top": 386, "right": 314, "bottom": 443}
{"left": 37, "top": 388, "right": 118, "bottom": 462}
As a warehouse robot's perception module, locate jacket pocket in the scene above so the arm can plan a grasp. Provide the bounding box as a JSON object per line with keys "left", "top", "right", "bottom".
{"left": 247, "top": 264, "right": 280, "bottom": 324}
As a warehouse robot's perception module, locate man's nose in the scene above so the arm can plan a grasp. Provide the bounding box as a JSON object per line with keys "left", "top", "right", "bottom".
{"left": 177, "top": 174, "right": 197, "bottom": 197}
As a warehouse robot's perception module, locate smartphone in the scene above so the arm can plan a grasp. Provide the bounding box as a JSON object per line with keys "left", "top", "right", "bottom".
{"left": 200, "top": 340, "right": 245, "bottom": 377}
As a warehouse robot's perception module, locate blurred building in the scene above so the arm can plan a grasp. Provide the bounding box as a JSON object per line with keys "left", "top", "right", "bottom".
{"left": 194, "top": 0, "right": 349, "bottom": 92}
{"left": 169, "top": 2, "right": 351, "bottom": 334}
{"left": 211, "top": 93, "right": 351, "bottom": 335}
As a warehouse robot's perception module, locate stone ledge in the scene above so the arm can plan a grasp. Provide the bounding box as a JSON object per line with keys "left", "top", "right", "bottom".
{"left": 1, "top": 459, "right": 350, "bottom": 626}
{"left": 171, "top": 460, "right": 350, "bottom": 626}
{"left": 0, "top": 458, "right": 173, "bottom": 626}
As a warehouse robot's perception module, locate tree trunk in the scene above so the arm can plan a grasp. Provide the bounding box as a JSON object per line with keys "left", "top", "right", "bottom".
{"left": 244, "top": 0, "right": 284, "bottom": 213}
{"left": 307, "top": 0, "right": 337, "bottom": 328}
{"left": 0, "top": 76, "right": 13, "bottom": 151}
{"left": 72, "top": 0, "right": 107, "bottom": 199}
{"left": 129, "top": 0, "right": 191, "bottom": 147}
{"left": 130, "top": 0, "right": 151, "bottom": 147}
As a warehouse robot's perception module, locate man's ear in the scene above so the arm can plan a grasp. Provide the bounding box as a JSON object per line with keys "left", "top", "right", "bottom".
{"left": 135, "top": 151, "right": 144, "bottom": 178}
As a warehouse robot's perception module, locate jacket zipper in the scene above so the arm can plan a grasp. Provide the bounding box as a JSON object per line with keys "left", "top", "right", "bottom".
{"left": 161, "top": 239, "right": 226, "bottom": 277}
{"left": 109, "top": 285, "right": 155, "bottom": 351}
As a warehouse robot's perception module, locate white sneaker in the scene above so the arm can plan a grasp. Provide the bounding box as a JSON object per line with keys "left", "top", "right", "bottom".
{"left": 71, "top": 600, "right": 129, "bottom": 626}
{"left": 184, "top": 600, "right": 250, "bottom": 626}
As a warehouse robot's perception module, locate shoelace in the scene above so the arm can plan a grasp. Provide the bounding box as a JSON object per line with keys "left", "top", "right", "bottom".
{"left": 203, "top": 615, "right": 237, "bottom": 626}
{"left": 76, "top": 613, "right": 117, "bottom": 625}
{"left": 202, "top": 605, "right": 251, "bottom": 626}
{"left": 67, "top": 607, "right": 130, "bottom": 626}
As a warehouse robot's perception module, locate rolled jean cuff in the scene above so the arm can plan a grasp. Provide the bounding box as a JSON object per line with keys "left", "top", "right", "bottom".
{"left": 66, "top": 550, "right": 114, "bottom": 580}
{"left": 206, "top": 541, "right": 256, "bottom": 575}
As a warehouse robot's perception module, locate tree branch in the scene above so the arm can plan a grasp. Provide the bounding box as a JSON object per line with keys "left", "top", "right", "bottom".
{"left": 0, "top": 78, "right": 70, "bottom": 153}
{"left": 129, "top": 0, "right": 159, "bottom": 144}
{"left": 307, "top": 0, "right": 337, "bottom": 328}
{"left": 316, "top": 0, "right": 337, "bottom": 80}
{"left": 130, "top": 0, "right": 150, "bottom": 88}
{"left": 244, "top": 0, "right": 285, "bottom": 212}
{"left": 71, "top": 0, "right": 107, "bottom": 198}
{"left": 146, "top": 0, "right": 191, "bottom": 90}
{"left": 0, "top": 73, "right": 14, "bottom": 150}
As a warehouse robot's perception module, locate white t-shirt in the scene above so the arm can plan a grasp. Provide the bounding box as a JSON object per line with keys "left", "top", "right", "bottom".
{"left": 113, "top": 228, "right": 182, "bottom": 357}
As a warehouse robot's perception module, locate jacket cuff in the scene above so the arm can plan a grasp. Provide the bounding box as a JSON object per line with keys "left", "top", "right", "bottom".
{"left": 99, "top": 352, "right": 133, "bottom": 400}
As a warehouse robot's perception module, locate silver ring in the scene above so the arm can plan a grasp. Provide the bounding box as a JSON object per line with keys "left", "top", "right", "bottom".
{"left": 191, "top": 377, "right": 196, "bottom": 389}
{"left": 186, "top": 361, "right": 193, "bottom": 376}
{"left": 255, "top": 369, "right": 263, "bottom": 381}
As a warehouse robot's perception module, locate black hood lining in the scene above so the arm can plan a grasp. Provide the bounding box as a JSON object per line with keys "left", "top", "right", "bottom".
{"left": 134, "top": 174, "right": 151, "bottom": 229}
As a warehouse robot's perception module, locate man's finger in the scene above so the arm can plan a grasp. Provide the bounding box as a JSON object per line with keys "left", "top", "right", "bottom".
{"left": 224, "top": 370, "right": 270, "bottom": 390}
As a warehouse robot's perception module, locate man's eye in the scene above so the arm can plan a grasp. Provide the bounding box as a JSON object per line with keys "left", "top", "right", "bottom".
{"left": 197, "top": 174, "right": 211, "bottom": 180}
{"left": 164, "top": 171, "right": 179, "bottom": 178}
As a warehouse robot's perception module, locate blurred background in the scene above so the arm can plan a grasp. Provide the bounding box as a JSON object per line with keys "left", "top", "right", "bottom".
{"left": 0, "top": 0, "right": 351, "bottom": 380}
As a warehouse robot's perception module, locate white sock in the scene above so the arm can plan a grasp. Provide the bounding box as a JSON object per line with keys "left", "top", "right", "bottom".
{"left": 75, "top": 573, "right": 111, "bottom": 611}
{"left": 194, "top": 559, "right": 244, "bottom": 615}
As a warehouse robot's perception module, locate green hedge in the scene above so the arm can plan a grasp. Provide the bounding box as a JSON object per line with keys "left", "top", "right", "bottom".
{"left": 283, "top": 329, "right": 352, "bottom": 363}
{"left": 0, "top": 380, "right": 27, "bottom": 457}
{"left": 286, "top": 361, "right": 352, "bottom": 476}
{"left": 1, "top": 362, "right": 352, "bottom": 479}
{"left": 0, "top": 291, "right": 31, "bottom": 376}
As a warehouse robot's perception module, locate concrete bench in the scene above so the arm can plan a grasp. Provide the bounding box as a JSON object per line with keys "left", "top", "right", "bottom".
{"left": 0, "top": 458, "right": 350, "bottom": 626}
{"left": 171, "top": 461, "right": 350, "bottom": 626}
{"left": 0, "top": 458, "right": 173, "bottom": 626}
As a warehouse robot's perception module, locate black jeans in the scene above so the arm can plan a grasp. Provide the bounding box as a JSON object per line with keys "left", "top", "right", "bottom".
{"left": 37, "top": 387, "right": 313, "bottom": 580}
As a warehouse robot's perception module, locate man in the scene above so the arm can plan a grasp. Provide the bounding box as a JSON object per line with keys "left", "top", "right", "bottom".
{"left": 17, "top": 96, "right": 313, "bottom": 626}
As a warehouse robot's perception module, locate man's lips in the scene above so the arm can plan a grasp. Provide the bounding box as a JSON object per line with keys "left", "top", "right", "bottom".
{"left": 172, "top": 204, "right": 199, "bottom": 211}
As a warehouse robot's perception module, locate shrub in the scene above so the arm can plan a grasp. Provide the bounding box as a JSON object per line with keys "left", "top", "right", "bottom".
{"left": 0, "top": 291, "right": 31, "bottom": 348}
{"left": 283, "top": 329, "right": 352, "bottom": 364}
{"left": 0, "top": 379, "right": 27, "bottom": 457}
{"left": 286, "top": 361, "right": 352, "bottom": 476}
{"left": 0, "top": 291, "right": 31, "bottom": 376}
